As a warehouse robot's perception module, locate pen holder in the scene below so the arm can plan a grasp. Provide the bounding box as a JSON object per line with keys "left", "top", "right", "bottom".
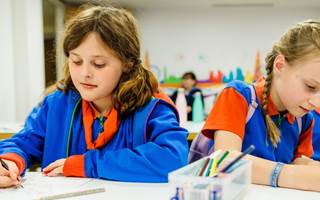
{"left": 168, "top": 157, "right": 252, "bottom": 200}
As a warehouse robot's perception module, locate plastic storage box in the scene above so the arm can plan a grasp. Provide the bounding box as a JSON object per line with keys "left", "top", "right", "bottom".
{"left": 168, "top": 157, "right": 252, "bottom": 200}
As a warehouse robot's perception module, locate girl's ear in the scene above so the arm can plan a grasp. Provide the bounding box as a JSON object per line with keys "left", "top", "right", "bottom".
{"left": 273, "top": 54, "right": 286, "bottom": 74}
{"left": 123, "top": 66, "right": 129, "bottom": 72}
{"left": 122, "top": 62, "right": 130, "bottom": 72}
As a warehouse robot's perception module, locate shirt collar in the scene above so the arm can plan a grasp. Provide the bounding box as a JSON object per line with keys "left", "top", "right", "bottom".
{"left": 253, "top": 78, "right": 295, "bottom": 124}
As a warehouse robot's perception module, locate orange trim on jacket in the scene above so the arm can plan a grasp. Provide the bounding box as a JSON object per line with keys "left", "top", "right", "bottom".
{"left": 63, "top": 155, "right": 85, "bottom": 177}
{"left": 0, "top": 153, "right": 25, "bottom": 175}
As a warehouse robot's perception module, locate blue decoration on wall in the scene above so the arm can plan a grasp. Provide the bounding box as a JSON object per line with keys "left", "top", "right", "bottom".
{"left": 223, "top": 71, "right": 234, "bottom": 83}
{"left": 235, "top": 67, "right": 244, "bottom": 81}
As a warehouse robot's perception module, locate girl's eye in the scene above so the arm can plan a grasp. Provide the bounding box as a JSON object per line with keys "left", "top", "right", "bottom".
{"left": 70, "top": 58, "right": 82, "bottom": 65}
{"left": 306, "top": 84, "right": 316, "bottom": 91}
{"left": 94, "top": 63, "right": 106, "bottom": 68}
{"left": 73, "top": 61, "right": 82, "bottom": 65}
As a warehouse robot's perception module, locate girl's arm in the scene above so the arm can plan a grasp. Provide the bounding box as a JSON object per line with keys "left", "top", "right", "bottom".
{"left": 214, "top": 130, "right": 320, "bottom": 192}
{"left": 63, "top": 101, "right": 189, "bottom": 182}
{"left": 0, "top": 98, "right": 49, "bottom": 175}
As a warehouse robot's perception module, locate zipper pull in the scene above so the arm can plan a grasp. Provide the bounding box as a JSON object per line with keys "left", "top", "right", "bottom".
{"left": 277, "top": 114, "right": 284, "bottom": 127}
{"left": 98, "top": 116, "right": 104, "bottom": 132}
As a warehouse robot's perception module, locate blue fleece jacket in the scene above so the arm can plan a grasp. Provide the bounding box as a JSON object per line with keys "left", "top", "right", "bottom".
{"left": 0, "top": 89, "right": 188, "bottom": 182}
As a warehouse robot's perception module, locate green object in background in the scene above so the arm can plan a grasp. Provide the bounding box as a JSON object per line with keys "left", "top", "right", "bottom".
{"left": 164, "top": 75, "right": 181, "bottom": 83}
{"left": 192, "top": 92, "right": 204, "bottom": 122}
{"left": 163, "top": 66, "right": 168, "bottom": 82}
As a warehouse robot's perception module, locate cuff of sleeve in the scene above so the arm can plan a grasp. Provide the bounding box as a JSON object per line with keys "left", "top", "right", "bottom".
{"left": 0, "top": 153, "right": 25, "bottom": 175}
{"left": 63, "top": 155, "right": 86, "bottom": 177}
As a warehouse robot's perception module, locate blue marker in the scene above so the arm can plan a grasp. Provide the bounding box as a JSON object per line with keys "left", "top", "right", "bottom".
{"left": 171, "top": 187, "right": 183, "bottom": 200}
{"left": 211, "top": 185, "right": 222, "bottom": 200}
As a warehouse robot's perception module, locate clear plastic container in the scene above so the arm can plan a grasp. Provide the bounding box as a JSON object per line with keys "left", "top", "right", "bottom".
{"left": 168, "top": 157, "right": 252, "bottom": 200}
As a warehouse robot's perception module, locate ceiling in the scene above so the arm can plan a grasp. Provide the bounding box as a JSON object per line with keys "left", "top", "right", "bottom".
{"left": 60, "top": 0, "right": 320, "bottom": 9}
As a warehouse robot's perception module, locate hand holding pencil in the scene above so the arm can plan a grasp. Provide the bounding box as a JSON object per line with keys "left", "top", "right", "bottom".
{"left": 0, "top": 158, "right": 23, "bottom": 188}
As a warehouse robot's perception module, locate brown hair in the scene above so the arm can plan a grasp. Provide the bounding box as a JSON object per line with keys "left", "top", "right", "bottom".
{"left": 182, "top": 71, "right": 197, "bottom": 81}
{"left": 263, "top": 20, "right": 320, "bottom": 147}
{"left": 52, "top": 5, "right": 159, "bottom": 116}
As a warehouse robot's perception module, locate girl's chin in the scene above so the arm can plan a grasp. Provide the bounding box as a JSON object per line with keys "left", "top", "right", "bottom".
{"left": 80, "top": 95, "right": 96, "bottom": 102}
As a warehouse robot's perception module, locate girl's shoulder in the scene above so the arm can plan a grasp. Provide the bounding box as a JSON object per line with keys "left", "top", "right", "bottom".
{"left": 133, "top": 97, "right": 178, "bottom": 119}
{"left": 190, "top": 87, "right": 202, "bottom": 93}
{"left": 224, "top": 80, "right": 253, "bottom": 104}
{"left": 225, "top": 80, "right": 250, "bottom": 92}
{"left": 42, "top": 89, "right": 81, "bottom": 106}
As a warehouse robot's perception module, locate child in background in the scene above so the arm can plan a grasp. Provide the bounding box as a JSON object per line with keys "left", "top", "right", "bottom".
{"left": 202, "top": 20, "right": 320, "bottom": 191}
{"left": 312, "top": 109, "right": 320, "bottom": 160}
{"left": 0, "top": 5, "right": 188, "bottom": 188}
{"left": 170, "top": 72, "right": 204, "bottom": 120}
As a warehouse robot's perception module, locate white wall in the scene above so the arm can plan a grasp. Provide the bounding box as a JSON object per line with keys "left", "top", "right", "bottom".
{"left": 0, "top": 0, "right": 45, "bottom": 123}
{"left": 0, "top": 0, "right": 15, "bottom": 122}
{"left": 136, "top": 7, "right": 320, "bottom": 80}
{"left": 0, "top": 4, "right": 319, "bottom": 122}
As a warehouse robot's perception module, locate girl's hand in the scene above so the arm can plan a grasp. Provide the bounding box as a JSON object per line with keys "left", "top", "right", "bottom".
{"left": 0, "top": 159, "right": 21, "bottom": 188}
{"left": 43, "top": 159, "right": 66, "bottom": 177}
{"left": 0, "top": 175, "right": 20, "bottom": 188}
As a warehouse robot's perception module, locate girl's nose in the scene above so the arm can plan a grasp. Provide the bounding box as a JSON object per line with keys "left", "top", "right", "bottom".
{"left": 80, "top": 64, "right": 92, "bottom": 78}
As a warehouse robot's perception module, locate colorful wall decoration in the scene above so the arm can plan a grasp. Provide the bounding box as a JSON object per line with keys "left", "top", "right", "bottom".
{"left": 148, "top": 50, "right": 263, "bottom": 86}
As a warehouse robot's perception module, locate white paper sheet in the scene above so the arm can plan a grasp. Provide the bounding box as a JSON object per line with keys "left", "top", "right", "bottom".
{"left": 0, "top": 172, "right": 105, "bottom": 200}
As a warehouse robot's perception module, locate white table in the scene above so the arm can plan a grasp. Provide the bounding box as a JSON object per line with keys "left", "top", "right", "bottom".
{"left": 182, "top": 121, "right": 204, "bottom": 140}
{"left": 0, "top": 172, "right": 319, "bottom": 200}
{"left": 247, "top": 184, "right": 320, "bottom": 200}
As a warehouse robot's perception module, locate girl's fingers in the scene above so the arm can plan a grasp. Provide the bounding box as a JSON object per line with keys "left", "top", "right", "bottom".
{"left": 46, "top": 166, "right": 63, "bottom": 177}
{"left": 43, "top": 160, "right": 59, "bottom": 173}
{"left": 0, "top": 175, "right": 18, "bottom": 188}
{"left": 8, "top": 169, "right": 18, "bottom": 181}
{"left": 43, "top": 159, "right": 65, "bottom": 174}
{"left": 0, "top": 166, "right": 9, "bottom": 176}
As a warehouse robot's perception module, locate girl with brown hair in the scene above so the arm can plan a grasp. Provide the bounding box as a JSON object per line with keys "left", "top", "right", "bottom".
{"left": 0, "top": 5, "right": 188, "bottom": 188}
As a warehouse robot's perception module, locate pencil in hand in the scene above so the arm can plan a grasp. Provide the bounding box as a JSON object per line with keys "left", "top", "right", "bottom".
{"left": 0, "top": 158, "right": 23, "bottom": 188}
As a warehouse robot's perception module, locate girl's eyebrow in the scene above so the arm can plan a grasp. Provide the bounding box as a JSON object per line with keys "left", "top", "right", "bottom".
{"left": 91, "top": 55, "right": 108, "bottom": 59}
{"left": 69, "top": 52, "right": 80, "bottom": 56}
{"left": 69, "top": 52, "right": 107, "bottom": 59}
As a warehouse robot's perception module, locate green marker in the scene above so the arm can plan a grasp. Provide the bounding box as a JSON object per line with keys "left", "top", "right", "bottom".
{"left": 217, "top": 151, "right": 229, "bottom": 167}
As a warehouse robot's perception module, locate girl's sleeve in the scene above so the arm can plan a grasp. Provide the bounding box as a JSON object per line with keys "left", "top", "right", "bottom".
{"left": 202, "top": 87, "right": 248, "bottom": 140}
{"left": 0, "top": 98, "right": 48, "bottom": 174}
{"left": 64, "top": 102, "right": 189, "bottom": 182}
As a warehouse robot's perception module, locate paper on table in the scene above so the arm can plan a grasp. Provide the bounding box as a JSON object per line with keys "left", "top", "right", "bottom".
{"left": 0, "top": 172, "right": 104, "bottom": 200}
